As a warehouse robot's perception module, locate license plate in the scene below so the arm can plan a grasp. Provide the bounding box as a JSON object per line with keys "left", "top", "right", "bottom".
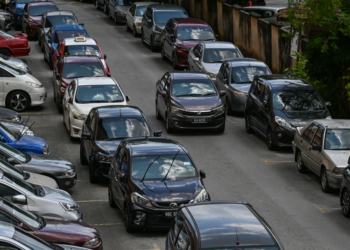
{"left": 192, "top": 119, "right": 207, "bottom": 123}
{"left": 164, "top": 212, "right": 177, "bottom": 217}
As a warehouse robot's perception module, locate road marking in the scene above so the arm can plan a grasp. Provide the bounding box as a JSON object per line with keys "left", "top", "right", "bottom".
{"left": 125, "top": 39, "right": 129, "bottom": 41}
{"left": 110, "top": 26, "right": 116, "bottom": 28}
{"left": 76, "top": 179, "right": 89, "bottom": 182}
{"left": 144, "top": 244, "right": 161, "bottom": 250}
{"left": 96, "top": 15, "right": 100, "bottom": 17}
{"left": 314, "top": 204, "right": 341, "bottom": 213}
{"left": 262, "top": 159, "right": 293, "bottom": 165}
{"left": 76, "top": 200, "right": 108, "bottom": 203}
{"left": 68, "top": 1, "right": 77, "bottom": 4}
{"left": 90, "top": 223, "right": 122, "bottom": 226}
{"left": 83, "top": 5, "right": 87, "bottom": 8}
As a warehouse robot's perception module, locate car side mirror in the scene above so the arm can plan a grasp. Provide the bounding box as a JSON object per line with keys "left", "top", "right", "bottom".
{"left": 106, "top": 72, "right": 111, "bottom": 77}
{"left": 219, "top": 90, "right": 226, "bottom": 98}
{"left": 104, "top": 54, "right": 107, "bottom": 59}
{"left": 12, "top": 195, "right": 27, "bottom": 205}
{"left": 153, "top": 130, "right": 162, "bottom": 137}
{"left": 311, "top": 145, "right": 321, "bottom": 152}
{"left": 7, "top": 157, "right": 16, "bottom": 165}
{"left": 81, "top": 133, "right": 91, "bottom": 140}
{"left": 200, "top": 170, "right": 206, "bottom": 179}
{"left": 56, "top": 73, "right": 60, "bottom": 80}
{"left": 193, "top": 57, "right": 199, "bottom": 61}
{"left": 79, "top": 23, "right": 84, "bottom": 27}
{"left": 126, "top": 95, "right": 130, "bottom": 102}
{"left": 159, "top": 90, "right": 166, "bottom": 97}
{"left": 325, "top": 101, "right": 331, "bottom": 106}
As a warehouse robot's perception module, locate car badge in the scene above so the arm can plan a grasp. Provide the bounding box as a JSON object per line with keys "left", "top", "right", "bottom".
{"left": 169, "top": 203, "right": 178, "bottom": 208}
{"left": 197, "top": 111, "right": 201, "bottom": 115}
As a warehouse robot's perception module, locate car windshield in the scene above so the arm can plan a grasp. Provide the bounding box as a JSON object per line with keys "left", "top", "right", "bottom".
{"left": 154, "top": 11, "right": 188, "bottom": 24}
{"left": 62, "top": 62, "right": 104, "bottom": 79}
{"left": 203, "top": 48, "right": 240, "bottom": 63}
{"left": 29, "top": 5, "right": 58, "bottom": 16}
{"left": 12, "top": 228, "right": 55, "bottom": 250}
{"left": 272, "top": 89, "right": 325, "bottom": 111}
{"left": 136, "top": 5, "right": 147, "bottom": 16}
{"left": 75, "top": 85, "right": 124, "bottom": 103}
{"left": 0, "top": 63, "right": 22, "bottom": 75}
{"left": 132, "top": 154, "right": 197, "bottom": 181}
{"left": 45, "top": 15, "right": 77, "bottom": 28}
{"left": 177, "top": 26, "right": 214, "bottom": 41}
{"left": 0, "top": 159, "right": 23, "bottom": 180}
{"left": 0, "top": 123, "right": 17, "bottom": 141}
{"left": 56, "top": 30, "right": 88, "bottom": 41}
{"left": 206, "top": 247, "right": 279, "bottom": 250}
{"left": 96, "top": 117, "right": 150, "bottom": 140}
{"left": 0, "top": 142, "right": 27, "bottom": 163}
{"left": 118, "top": 0, "right": 142, "bottom": 6}
{"left": 64, "top": 45, "right": 101, "bottom": 58}
{"left": 325, "top": 129, "right": 350, "bottom": 150}
{"left": 171, "top": 79, "right": 217, "bottom": 97}
{"left": 231, "top": 66, "right": 270, "bottom": 83}
{"left": 3, "top": 172, "right": 35, "bottom": 195}
{"left": 0, "top": 31, "right": 13, "bottom": 39}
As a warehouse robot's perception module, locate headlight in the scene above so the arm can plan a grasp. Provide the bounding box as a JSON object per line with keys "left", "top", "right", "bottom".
{"left": 275, "top": 116, "right": 292, "bottom": 129}
{"left": 193, "top": 189, "right": 209, "bottom": 203}
{"left": 131, "top": 192, "right": 153, "bottom": 208}
{"left": 333, "top": 167, "right": 344, "bottom": 174}
{"left": 63, "top": 169, "right": 75, "bottom": 176}
{"left": 83, "top": 238, "right": 100, "bottom": 247}
{"left": 25, "top": 81, "right": 42, "bottom": 88}
{"left": 20, "top": 129, "right": 34, "bottom": 136}
{"left": 326, "top": 116, "right": 332, "bottom": 119}
{"left": 42, "top": 146, "right": 49, "bottom": 155}
{"left": 60, "top": 202, "right": 78, "bottom": 211}
{"left": 97, "top": 152, "right": 112, "bottom": 162}
{"left": 207, "top": 73, "right": 216, "bottom": 79}
{"left": 14, "top": 63, "right": 26, "bottom": 69}
{"left": 212, "top": 105, "right": 224, "bottom": 114}
{"left": 72, "top": 111, "right": 87, "bottom": 120}
{"left": 11, "top": 116, "right": 20, "bottom": 122}
{"left": 171, "top": 106, "right": 185, "bottom": 114}
{"left": 117, "top": 12, "right": 126, "bottom": 16}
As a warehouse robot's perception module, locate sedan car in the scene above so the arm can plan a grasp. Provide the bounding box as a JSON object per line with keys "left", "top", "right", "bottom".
{"left": 293, "top": 120, "right": 350, "bottom": 192}
{"left": 63, "top": 77, "right": 129, "bottom": 139}
{"left": 216, "top": 58, "right": 271, "bottom": 114}
{"left": 340, "top": 162, "right": 350, "bottom": 218}
{"left": 243, "top": 6, "right": 286, "bottom": 18}
{"left": 0, "top": 198, "right": 102, "bottom": 249}
{"left": 0, "top": 30, "right": 30, "bottom": 57}
{"left": 126, "top": 2, "right": 157, "bottom": 37}
{"left": 0, "top": 53, "right": 31, "bottom": 74}
{"left": 108, "top": 137, "right": 209, "bottom": 233}
{"left": 155, "top": 72, "right": 226, "bottom": 133}
{"left": 109, "top": 0, "right": 145, "bottom": 24}
{"left": 187, "top": 41, "right": 243, "bottom": 81}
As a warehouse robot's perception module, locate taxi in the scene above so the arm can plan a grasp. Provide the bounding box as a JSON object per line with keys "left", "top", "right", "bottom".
{"left": 52, "top": 37, "right": 110, "bottom": 75}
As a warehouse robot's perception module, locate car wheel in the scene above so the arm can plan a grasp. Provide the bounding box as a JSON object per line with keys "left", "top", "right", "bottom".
{"left": 245, "top": 114, "right": 253, "bottom": 134}
{"left": 80, "top": 143, "right": 88, "bottom": 165}
{"left": 297, "top": 151, "right": 307, "bottom": 173}
{"left": 38, "top": 34, "right": 41, "bottom": 46}
{"left": 155, "top": 102, "right": 162, "bottom": 120}
{"left": 172, "top": 53, "right": 178, "bottom": 69}
{"left": 160, "top": 44, "right": 166, "bottom": 61}
{"left": 95, "top": 0, "right": 99, "bottom": 9}
{"left": 267, "top": 128, "right": 276, "bottom": 151}
{"left": 124, "top": 204, "right": 135, "bottom": 233}
{"left": 166, "top": 113, "right": 173, "bottom": 133}
{"left": 141, "top": 30, "right": 146, "bottom": 44}
{"left": 225, "top": 98, "right": 233, "bottom": 115}
{"left": 89, "top": 161, "right": 99, "bottom": 184}
{"left": 126, "top": 22, "right": 131, "bottom": 32}
{"left": 6, "top": 91, "right": 30, "bottom": 112}
{"left": 321, "top": 168, "right": 330, "bottom": 193}
{"left": 108, "top": 184, "right": 117, "bottom": 208}
{"left": 132, "top": 25, "right": 137, "bottom": 37}
{"left": 114, "top": 15, "right": 118, "bottom": 24}
{"left": 150, "top": 36, "right": 156, "bottom": 52}
{"left": 0, "top": 48, "right": 11, "bottom": 57}
{"left": 341, "top": 188, "right": 350, "bottom": 217}
{"left": 103, "top": 4, "right": 108, "bottom": 14}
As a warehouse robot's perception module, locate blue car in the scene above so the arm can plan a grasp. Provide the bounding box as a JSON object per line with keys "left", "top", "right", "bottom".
{"left": 0, "top": 122, "right": 50, "bottom": 155}
{"left": 43, "top": 24, "right": 90, "bottom": 69}
{"left": 9, "top": 0, "right": 49, "bottom": 26}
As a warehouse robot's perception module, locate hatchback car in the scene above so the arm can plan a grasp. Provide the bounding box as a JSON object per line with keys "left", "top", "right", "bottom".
{"left": 245, "top": 75, "right": 331, "bottom": 150}
{"left": 216, "top": 58, "right": 271, "bottom": 114}
{"left": 63, "top": 77, "right": 129, "bottom": 139}
{"left": 0, "top": 30, "right": 30, "bottom": 58}
{"left": 166, "top": 201, "right": 284, "bottom": 250}
{"left": 161, "top": 18, "right": 216, "bottom": 69}
{"left": 126, "top": 2, "right": 157, "bottom": 37}
{"left": 340, "top": 162, "right": 350, "bottom": 218}
{"left": 108, "top": 137, "right": 209, "bottom": 233}
{"left": 293, "top": 120, "right": 350, "bottom": 192}
{"left": 109, "top": 0, "right": 145, "bottom": 24}
{"left": 80, "top": 106, "right": 158, "bottom": 183}
{"left": 155, "top": 72, "right": 226, "bottom": 133}
{"left": 141, "top": 4, "right": 188, "bottom": 51}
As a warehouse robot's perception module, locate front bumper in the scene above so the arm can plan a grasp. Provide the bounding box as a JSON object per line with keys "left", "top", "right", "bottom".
{"left": 327, "top": 170, "right": 342, "bottom": 189}
{"left": 271, "top": 125, "right": 296, "bottom": 147}
{"left": 55, "top": 172, "right": 77, "bottom": 189}
{"left": 116, "top": 14, "right": 126, "bottom": 22}
{"left": 70, "top": 118, "right": 84, "bottom": 138}
{"left": 169, "top": 112, "right": 225, "bottom": 130}
{"left": 63, "top": 207, "right": 83, "bottom": 222}
{"left": 229, "top": 92, "right": 247, "bottom": 112}
{"left": 29, "top": 88, "right": 47, "bottom": 106}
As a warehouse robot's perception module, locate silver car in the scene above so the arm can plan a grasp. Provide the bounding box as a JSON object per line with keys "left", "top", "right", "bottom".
{"left": 187, "top": 41, "right": 243, "bottom": 81}
{"left": 243, "top": 6, "right": 287, "bottom": 18}
{"left": 292, "top": 119, "right": 350, "bottom": 192}
{"left": 0, "top": 53, "right": 31, "bottom": 74}
{"left": 0, "top": 120, "right": 34, "bottom": 136}
{"left": 126, "top": 2, "right": 157, "bottom": 37}
{"left": 0, "top": 169, "right": 82, "bottom": 221}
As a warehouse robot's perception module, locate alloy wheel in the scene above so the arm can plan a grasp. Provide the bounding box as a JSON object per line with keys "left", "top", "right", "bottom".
{"left": 10, "top": 94, "right": 28, "bottom": 111}
{"left": 133, "top": 26, "right": 137, "bottom": 37}
{"left": 342, "top": 189, "right": 350, "bottom": 217}
{"left": 267, "top": 129, "right": 275, "bottom": 150}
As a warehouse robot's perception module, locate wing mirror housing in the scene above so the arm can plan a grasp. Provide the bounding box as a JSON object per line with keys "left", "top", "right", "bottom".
{"left": 7, "top": 157, "right": 16, "bottom": 165}
{"left": 153, "top": 130, "right": 162, "bottom": 137}
{"left": 126, "top": 95, "right": 130, "bottom": 102}
{"left": 200, "top": 170, "right": 206, "bottom": 179}
{"left": 159, "top": 90, "right": 166, "bottom": 97}
{"left": 104, "top": 54, "right": 107, "bottom": 59}
{"left": 12, "top": 195, "right": 27, "bottom": 205}
{"left": 81, "top": 133, "right": 92, "bottom": 140}
{"left": 219, "top": 90, "right": 226, "bottom": 98}
{"left": 312, "top": 145, "right": 322, "bottom": 152}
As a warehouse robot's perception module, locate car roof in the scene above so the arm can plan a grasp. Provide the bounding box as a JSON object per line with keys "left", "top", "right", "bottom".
{"left": 172, "top": 18, "right": 208, "bottom": 26}
{"left": 134, "top": 2, "right": 158, "bottom": 6}
{"left": 203, "top": 41, "right": 237, "bottom": 49}
{"left": 314, "top": 119, "right": 350, "bottom": 129}
{"left": 184, "top": 202, "right": 278, "bottom": 249}
{"left": 259, "top": 75, "right": 314, "bottom": 90}
{"left": 93, "top": 105, "right": 143, "bottom": 118}
{"left": 0, "top": 222, "right": 15, "bottom": 238}
{"left": 243, "top": 6, "right": 287, "bottom": 11}
{"left": 148, "top": 3, "right": 185, "bottom": 11}
{"left": 53, "top": 24, "right": 85, "bottom": 31}
{"left": 46, "top": 10, "right": 75, "bottom": 16}
{"left": 76, "top": 77, "right": 117, "bottom": 86}
{"left": 64, "top": 37, "right": 96, "bottom": 46}
{"left": 28, "top": 1, "right": 55, "bottom": 6}
{"left": 63, "top": 56, "right": 101, "bottom": 63}
{"left": 171, "top": 72, "right": 210, "bottom": 80}
{"left": 225, "top": 58, "right": 267, "bottom": 67}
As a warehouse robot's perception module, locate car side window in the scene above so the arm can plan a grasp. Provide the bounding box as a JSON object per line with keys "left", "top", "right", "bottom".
{"left": 312, "top": 126, "right": 324, "bottom": 147}
{"left": 47, "top": 28, "right": 53, "bottom": 39}
{"left": 251, "top": 79, "right": 258, "bottom": 94}
{"left": 176, "top": 225, "right": 190, "bottom": 250}
{"left": 121, "top": 153, "right": 128, "bottom": 173}
{"left": 160, "top": 74, "right": 169, "bottom": 89}
{"left": 0, "top": 210, "right": 20, "bottom": 226}
{"left": 165, "top": 22, "right": 171, "bottom": 33}
{"left": 303, "top": 124, "right": 318, "bottom": 143}
{"left": 0, "top": 67, "right": 14, "bottom": 77}
{"left": 90, "top": 114, "right": 96, "bottom": 134}
{"left": 0, "top": 184, "right": 20, "bottom": 201}
{"left": 196, "top": 45, "right": 203, "bottom": 58}
{"left": 129, "top": 4, "right": 135, "bottom": 14}
{"left": 218, "top": 63, "right": 225, "bottom": 77}
{"left": 259, "top": 85, "right": 269, "bottom": 103}
{"left": 253, "top": 81, "right": 263, "bottom": 98}
{"left": 223, "top": 65, "right": 230, "bottom": 84}
{"left": 344, "top": 168, "right": 350, "bottom": 182}
{"left": 116, "top": 147, "right": 125, "bottom": 171}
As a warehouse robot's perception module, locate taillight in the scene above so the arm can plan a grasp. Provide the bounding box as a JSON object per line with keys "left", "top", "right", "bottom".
{"left": 24, "top": 40, "right": 28, "bottom": 47}
{"left": 248, "top": 1, "right": 253, "bottom": 6}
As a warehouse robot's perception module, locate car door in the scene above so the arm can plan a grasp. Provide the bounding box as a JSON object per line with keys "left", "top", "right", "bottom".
{"left": 254, "top": 83, "right": 270, "bottom": 135}
{"left": 0, "top": 67, "right": 25, "bottom": 108}
{"left": 21, "top": 4, "right": 29, "bottom": 33}
{"left": 115, "top": 150, "right": 128, "bottom": 210}
{"left": 300, "top": 123, "right": 318, "bottom": 169}
{"left": 157, "top": 73, "right": 169, "bottom": 118}
{"left": 44, "top": 28, "right": 53, "bottom": 58}
{"left": 83, "top": 112, "right": 95, "bottom": 164}
{"left": 165, "top": 21, "right": 175, "bottom": 57}
{"left": 163, "top": 21, "right": 172, "bottom": 56}
{"left": 308, "top": 125, "right": 324, "bottom": 175}
{"left": 220, "top": 64, "right": 231, "bottom": 100}
{"left": 111, "top": 146, "right": 123, "bottom": 208}
{"left": 249, "top": 80, "right": 264, "bottom": 130}
{"left": 126, "top": 4, "right": 135, "bottom": 29}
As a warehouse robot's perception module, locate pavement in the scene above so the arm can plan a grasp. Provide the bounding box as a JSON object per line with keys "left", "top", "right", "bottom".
{"left": 8, "top": 0, "right": 350, "bottom": 249}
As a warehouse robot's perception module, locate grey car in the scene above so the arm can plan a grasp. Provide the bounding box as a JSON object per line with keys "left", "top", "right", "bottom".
{"left": 187, "top": 41, "right": 243, "bottom": 81}
{"left": 215, "top": 58, "right": 271, "bottom": 114}
{"left": 0, "top": 107, "right": 22, "bottom": 123}
{"left": 126, "top": 2, "right": 157, "bottom": 37}
{"left": 0, "top": 9, "right": 12, "bottom": 31}
{"left": 0, "top": 53, "right": 31, "bottom": 74}
{"left": 292, "top": 119, "right": 350, "bottom": 192}
{"left": 340, "top": 161, "right": 350, "bottom": 218}
{"left": 243, "top": 6, "right": 286, "bottom": 18}
{"left": 0, "top": 120, "right": 34, "bottom": 136}
{"left": 109, "top": 0, "right": 145, "bottom": 24}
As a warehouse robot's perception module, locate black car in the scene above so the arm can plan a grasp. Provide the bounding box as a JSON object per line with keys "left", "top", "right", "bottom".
{"left": 80, "top": 105, "right": 161, "bottom": 183}
{"left": 340, "top": 158, "right": 350, "bottom": 218}
{"left": 155, "top": 72, "right": 226, "bottom": 133}
{"left": 245, "top": 75, "right": 331, "bottom": 150}
{"left": 0, "top": 142, "right": 76, "bottom": 189}
{"left": 141, "top": 4, "right": 188, "bottom": 51}
{"left": 108, "top": 137, "right": 209, "bottom": 233}
{"left": 166, "top": 201, "right": 284, "bottom": 250}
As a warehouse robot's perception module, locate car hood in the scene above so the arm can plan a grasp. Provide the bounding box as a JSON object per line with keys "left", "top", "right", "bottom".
{"left": 95, "top": 140, "right": 122, "bottom": 156}
{"left": 274, "top": 110, "right": 329, "bottom": 127}
{"left": 42, "top": 186, "right": 77, "bottom": 205}
{"left": 75, "top": 102, "right": 125, "bottom": 115}
{"left": 202, "top": 63, "right": 222, "bottom": 75}
{"left": 18, "top": 134, "right": 46, "bottom": 147}
{"left": 116, "top": 6, "right": 129, "bottom": 13}
{"left": 28, "top": 15, "right": 42, "bottom": 24}
{"left": 134, "top": 179, "right": 203, "bottom": 202}
{"left": 0, "top": 120, "right": 28, "bottom": 135}
{"left": 230, "top": 83, "right": 251, "bottom": 93}
{"left": 324, "top": 150, "right": 350, "bottom": 168}
{"left": 177, "top": 40, "right": 212, "bottom": 49}
{"left": 22, "top": 73, "right": 42, "bottom": 84}
{"left": 25, "top": 154, "right": 75, "bottom": 173}
{"left": 56, "top": 244, "right": 90, "bottom": 250}
{"left": 172, "top": 96, "right": 221, "bottom": 110}
{"left": 0, "top": 108, "right": 19, "bottom": 120}
{"left": 26, "top": 172, "right": 59, "bottom": 189}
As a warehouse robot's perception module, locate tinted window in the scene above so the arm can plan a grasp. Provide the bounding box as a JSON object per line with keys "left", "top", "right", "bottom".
{"left": 154, "top": 11, "right": 188, "bottom": 24}
{"left": 75, "top": 85, "right": 124, "bottom": 103}
{"left": 56, "top": 30, "right": 88, "bottom": 41}
{"left": 312, "top": 127, "right": 323, "bottom": 147}
{"left": 171, "top": 79, "right": 216, "bottom": 97}
{"left": 29, "top": 5, "right": 58, "bottom": 16}
{"left": 203, "top": 48, "right": 240, "bottom": 63}
{"left": 0, "top": 123, "right": 17, "bottom": 141}
{"left": 302, "top": 124, "right": 318, "bottom": 143}
{"left": 325, "top": 129, "right": 350, "bottom": 150}
{"left": 177, "top": 26, "right": 214, "bottom": 41}
{"left": 64, "top": 45, "right": 101, "bottom": 59}
{"left": 3, "top": 172, "right": 35, "bottom": 195}
{"left": 62, "top": 62, "right": 104, "bottom": 79}
{"left": 136, "top": 5, "right": 147, "bottom": 16}
{"left": 0, "top": 142, "right": 26, "bottom": 162}
{"left": 231, "top": 66, "right": 270, "bottom": 83}
{"left": 0, "top": 184, "right": 20, "bottom": 201}
{"left": 0, "top": 31, "right": 13, "bottom": 39}
{"left": 12, "top": 228, "right": 55, "bottom": 250}
{"left": 0, "top": 160, "right": 23, "bottom": 180}
{"left": 45, "top": 15, "right": 76, "bottom": 28}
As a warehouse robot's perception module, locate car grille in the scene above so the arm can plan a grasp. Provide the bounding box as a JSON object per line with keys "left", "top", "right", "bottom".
{"left": 147, "top": 216, "right": 174, "bottom": 227}
{"left": 177, "top": 119, "right": 224, "bottom": 128}
{"left": 153, "top": 200, "right": 191, "bottom": 209}
{"left": 181, "top": 110, "right": 214, "bottom": 116}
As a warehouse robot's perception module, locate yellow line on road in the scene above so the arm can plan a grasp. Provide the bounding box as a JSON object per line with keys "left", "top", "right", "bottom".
{"left": 144, "top": 244, "right": 161, "bottom": 250}
{"left": 125, "top": 39, "right": 129, "bottom": 41}
{"left": 90, "top": 223, "right": 122, "bottom": 226}
{"left": 96, "top": 15, "right": 100, "bottom": 17}
{"left": 68, "top": 1, "right": 77, "bottom": 4}
{"left": 316, "top": 207, "right": 341, "bottom": 212}
{"left": 76, "top": 200, "right": 108, "bottom": 203}
{"left": 262, "top": 159, "right": 293, "bottom": 165}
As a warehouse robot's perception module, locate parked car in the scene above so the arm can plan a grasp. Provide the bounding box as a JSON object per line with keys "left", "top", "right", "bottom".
{"left": 21, "top": 1, "right": 58, "bottom": 38}
{"left": 187, "top": 41, "right": 243, "bottom": 81}
{"left": 155, "top": 72, "right": 226, "bottom": 133}
{"left": 0, "top": 120, "right": 34, "bottom": 136}
{"left": 226, "top": 0, "right": 266, "bottom": 7}
{"left": 0, "top": 30, "right": 30, "bottom": 57}
{"left": 0, "top": 62, "right": 46, "bottom": 112}
{"left": 0, "top": 53, "right": 31, "bottom": 74}
{"left": 243, "top": 6, "right": 286, "bottom": 18}
{"left": 293, "top": 120, "right": 350, "bottom": 192}
{"left": 340, "top": 160, "right": 350, "bottom": 218}
{"left": 0, "top": 142, "right": 77, "bottom": 189}
{"left": 126, "top": 2, "right": 157, "bottom": 37}
{"left": 216, "top": 58, "right": 271, "bottom": 114}
{"left": 166, "top": 201, "right": 284, "bottom": 249}
{"left": 53, "top": 56, "right": 108, "bottom": 113}
{"left": 63, "top": 77, "right": 129, "bottom": 139}
{"left": 245, "top": 75, "right": 331, "bottom": 150}
{"left": 0, "top": 9, "right": 13, "bottom": 31}
{"left": 161, "top": 18, "right": 216, "bottom": 69}
{"left": 0, "top": 198, "right": 102, "bottom": 249}
{"left": 108, "top": 137, "right": 209, "bottom": 233}
{"left": 43, "top": 24, "right": 90, "bottom": 69}
{"left": 38, "top": 10, "right": 79, "bottom": 50}
{"left": 141, "top": 4, "right": 188, "bottom": 51}
{"left": 109, "top": 0, "right": 145, "bottom": 24}
{"left": 0, "top": 108, "right": 22, "bottom": 123}
{"left": 80, "top": 105, "right": 158, "bottom": 183}
{"left": 95, "top": 0, "right": 109, "bottom": 14}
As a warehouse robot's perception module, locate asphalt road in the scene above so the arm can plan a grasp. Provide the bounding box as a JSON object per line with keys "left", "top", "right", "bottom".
{"left": 9, "top": 0, "right": 350, "bottom": 249}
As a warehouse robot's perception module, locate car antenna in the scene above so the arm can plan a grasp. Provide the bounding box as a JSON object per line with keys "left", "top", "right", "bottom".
{"left": 20, "top": 116, "right": 30, "bottom": 138}
{"left": 235, "top": 226, "right": 240, "bottom": 245}
{"left": 19, "top": 122, "right": 35, "bottom": 140}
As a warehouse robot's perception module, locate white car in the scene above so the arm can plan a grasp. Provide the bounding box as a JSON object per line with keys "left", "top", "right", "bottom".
{"left": 126, "top": 2, "right": 158, "bottom": 37}
{"left": 62, "top": 77, "right": 129, "bottom": 139}
{"left": 0, "top": 62, "right": 46, "bottom": 112}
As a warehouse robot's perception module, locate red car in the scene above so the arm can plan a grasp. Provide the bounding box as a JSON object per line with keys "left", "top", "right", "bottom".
{"left": 160, "top": 18, "right": 216, "bottom": 69}
{"left": 53, "top": 55, "right": 109, "bottom": 112}
{"left": 0, "top": 30, "right": 30, "bottom": 57}
{"left": 0, "top": 198, "right": 103, "bottom": 249}
{"left": 21, "top": 1, "right": 58, "bottom": 38}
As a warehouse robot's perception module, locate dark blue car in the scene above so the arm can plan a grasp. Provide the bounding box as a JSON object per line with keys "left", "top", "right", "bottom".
{"left": 0, "top": 123, "right": 49, "bottom": 155}
{"left": 43, "top": 24, "right": 90, "bottom": 68}
{"left": 9, "top": 0, "right": 49, "bottom": 25}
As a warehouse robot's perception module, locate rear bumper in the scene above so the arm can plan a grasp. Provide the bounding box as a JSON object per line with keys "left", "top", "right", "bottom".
{"left": 55, "top": 172, "right": 77, "bottom": 189}
{"left": 327, "top": 171, "right": 342, "bottom": 189}
{"left": 12, "top": 47, "right": 31, "bottom": 57}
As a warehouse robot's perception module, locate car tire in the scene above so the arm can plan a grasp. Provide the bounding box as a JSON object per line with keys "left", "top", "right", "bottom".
{"left": 160, "top": 44, "right": 166, "bottom": 61}
{"left": 155, "top": 102, "right": 162, "bottom": 120}
{"left": 114, "top": 15, "right": 118, "bottom": 24}
{"left": 245, "top": 114, "right": 253, "bottom": 134}
{"left": 321, "top": 168, "right": 330, "bottom": 193}
{"left": 150, "top": 36, "right": 156, "bottom": 52}
{"left": 267, "top": 128, "right": 276, "bottom": 151}
{"left": 341, "top": 188, "right": 350, "bottom": 218}
{"left": 95, "top": 0, "right": 99, "bottom": 9}
{"left": 225, "top": 98, "right": 233, "bottom": 115}
{"left": 141, "top": 30, "right": 146, "bottom": 44}
{"left": 108, "top": 10, "right": 112, "bottom": 20}
{"left": 108, "top": 184, "right": 117, "bottom": 208}
{"left": 124, "top": 204, "right": 135, "bottom": 233}
{"left": 166, "top": 113, "right": 173, "bottom": 133}
{"left": 80, "top": 143, "right": 88, "bottom": 165}
{"left": 126, "top": 22, "right": 131, "bottom": 32}
{"left": 172, "top": 53, "right": 178, "bottom": 70}
{"left": 103, "top": 4, "right": 108, "bottom": 14}
{"left": 6, "top": 91, "right": 30, "bottom": 112}
{"left": 0, "top": 48, "right": 11, "bottom": 57}
{"left": 89, "top": 161, "right": 99, "bottom": 184}
{"left": 296, "top": 151, "right": 307, "bottom": 173}
{"left": 132, "top": 25, "right": 137, "bottom": 37}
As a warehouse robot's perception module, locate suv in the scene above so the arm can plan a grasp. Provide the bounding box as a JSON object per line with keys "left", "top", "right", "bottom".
{"left": 166, "top": 201, "right": 284, "bottom": 249}
{"left": 108, "top": 137, "right": 209, "bottom": 233}
{"left": 245, "top": 75, "right": 331, "bottom": 150}
{"left": 141, "top": 4, "right": 188, "bottom": 52}
{"left": 161, "top": 18, "right": 216, "bottom": 69}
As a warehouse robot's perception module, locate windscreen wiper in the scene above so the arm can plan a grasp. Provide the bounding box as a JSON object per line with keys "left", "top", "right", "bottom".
{"left": 161, "top": 150, "right": 180, "bottom": 182}
{"left": 140, "top": 156, "right": 160, "bottom": 182}
{"left": 104, "top": 137, "right": 127, "bottom": 141}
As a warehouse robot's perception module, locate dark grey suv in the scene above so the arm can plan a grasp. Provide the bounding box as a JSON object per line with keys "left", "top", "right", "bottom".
{"left": 340, "top": 159, "right": 350, "bottom": 218}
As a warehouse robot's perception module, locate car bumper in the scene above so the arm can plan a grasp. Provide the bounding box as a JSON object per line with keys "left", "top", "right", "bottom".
{"left": 327, "top": 170, "right": 342, "bottom": 189}
{"left": 229, "top": 92, "right": 247, "bottom": 112}
{"left": 169, "top": 112, "right": 225, "bottom": 130}
{"left": 55, "top": 172, "right": 77, "bottom": 189}
{"left": 175, "top": 49, "right": 189, "bottom": 67}
{"left": 27, "top": 25, "right": 39, "bottom": 37}
{"left": 11, "top": 47, "right": 31, "bottom": 57}
{"left": 271, "top": 125, "right": 297, "bottom": 147}
{"left": 70, "top": 118, "right": 84, "bottom": 138}
{"left": 135, "top": 23, "right": 142, "bottom": 33}
{"left": 63, "top": 209, "right": 83, "bottom": 222}
{"left": 116, "top": 15, "right": 126, "bottom": 22}
{"left": 29, "top": 88, "right": 47, "bottom": 106}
